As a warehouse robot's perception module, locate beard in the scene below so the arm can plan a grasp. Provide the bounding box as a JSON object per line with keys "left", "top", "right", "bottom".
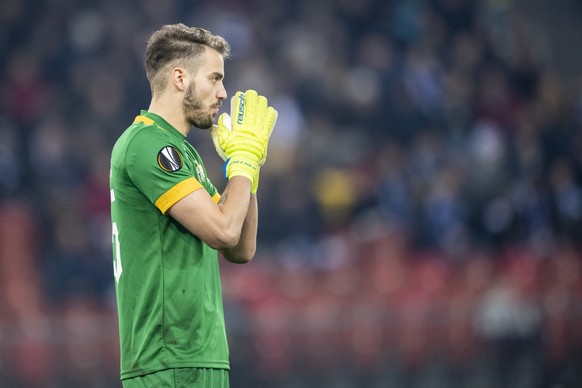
{"left": 182, "top": 82, "right": 215, "bottom": 129}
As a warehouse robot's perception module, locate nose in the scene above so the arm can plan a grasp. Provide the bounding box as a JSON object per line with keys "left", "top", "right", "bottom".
{"left": 217, "top": 84, "right": 227, "bottom": 101}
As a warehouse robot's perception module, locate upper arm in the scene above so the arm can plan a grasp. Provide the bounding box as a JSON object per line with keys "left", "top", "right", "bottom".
{"left": 126, "top": 128, "right": 218, "bottom": 213}
{"left": 126, "top": 129, "right": 200, "bottom": 208}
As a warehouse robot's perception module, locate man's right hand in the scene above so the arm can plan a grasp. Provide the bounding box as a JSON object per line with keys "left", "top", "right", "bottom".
{"left": 211, "top": 90, "right": 278, "bottom": 192}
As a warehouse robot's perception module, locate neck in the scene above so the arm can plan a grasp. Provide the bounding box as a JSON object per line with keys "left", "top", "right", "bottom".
{"left": 148, "top": 96, "right": 190, "bottom": 136}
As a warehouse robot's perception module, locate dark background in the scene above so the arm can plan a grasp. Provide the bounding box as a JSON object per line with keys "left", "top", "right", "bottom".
{"left": 0, "top": 0, "right": 581, "bottom": 386}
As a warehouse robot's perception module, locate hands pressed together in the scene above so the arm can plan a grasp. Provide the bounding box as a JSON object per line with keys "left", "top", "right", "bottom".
{"left": 211, "top": 90, "right": 278, "bottom": 194}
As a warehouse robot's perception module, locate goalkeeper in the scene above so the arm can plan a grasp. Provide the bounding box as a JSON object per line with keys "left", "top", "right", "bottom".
{"left": 109, "top": 23, "right": 277, "bottom": 387}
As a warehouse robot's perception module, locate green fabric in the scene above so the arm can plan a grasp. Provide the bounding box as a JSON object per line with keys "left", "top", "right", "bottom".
{"left": 122, "top": 367, "right": 229, "bottom": 388}
{"left": 111, "top": 111, "right": 229, "bottom": 381}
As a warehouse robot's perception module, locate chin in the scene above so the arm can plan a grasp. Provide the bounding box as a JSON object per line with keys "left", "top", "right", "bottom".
{"left": 189, "top": 116, "right": 213, "bottom": 130}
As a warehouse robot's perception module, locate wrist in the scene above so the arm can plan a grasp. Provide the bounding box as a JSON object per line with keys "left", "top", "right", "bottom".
{"left": 251, "top": 167, "right": 260, "bottom": 194}
{"left": 225, "top": 158, "right": 258, "bottom": 185}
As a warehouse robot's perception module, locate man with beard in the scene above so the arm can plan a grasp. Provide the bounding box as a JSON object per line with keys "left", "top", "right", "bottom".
{"left": 110, "top": 24, "right": 277, "bottom": 387}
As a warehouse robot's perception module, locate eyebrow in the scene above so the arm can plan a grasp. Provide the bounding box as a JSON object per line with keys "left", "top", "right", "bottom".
{"left": 210, "top": 71, "right": 224, "bottom": 80}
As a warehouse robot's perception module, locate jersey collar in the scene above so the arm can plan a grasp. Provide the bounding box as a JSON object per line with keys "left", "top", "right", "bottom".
{"left": 134, "top": 110, "right": 186, "bottom": 141}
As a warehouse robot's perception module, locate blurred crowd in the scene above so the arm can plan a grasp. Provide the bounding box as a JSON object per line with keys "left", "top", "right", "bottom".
{"left": 0, "top": 0, "right": 581, "bottom": 386}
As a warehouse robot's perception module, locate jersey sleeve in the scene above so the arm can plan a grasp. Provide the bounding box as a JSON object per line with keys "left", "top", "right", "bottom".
{"left": 126, "top": 127, "right": 203, "bottom": 214}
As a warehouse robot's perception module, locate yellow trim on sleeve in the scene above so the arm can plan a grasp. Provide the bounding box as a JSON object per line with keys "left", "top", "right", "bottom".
{"left": 155, "top": 177, "right": 203, "bottom": 214}
{"left": 133, "top": 115, "right": 155, "bottom": 125}
{"left": 212, "top": 193, "right": 221, "bottom": 204}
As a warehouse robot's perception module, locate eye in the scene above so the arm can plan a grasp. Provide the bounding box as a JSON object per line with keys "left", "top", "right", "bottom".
{"left": 210, "top": 73, "right": 224, "bottom": 83}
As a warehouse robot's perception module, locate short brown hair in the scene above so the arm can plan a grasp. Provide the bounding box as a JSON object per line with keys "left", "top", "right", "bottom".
{"left": 145, "top": 24, "right": 231, "bottom": 95}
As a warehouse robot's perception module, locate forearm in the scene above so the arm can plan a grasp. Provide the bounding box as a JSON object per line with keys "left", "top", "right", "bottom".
{"left": 220, "top": 193, "right": 258, "bottom": 263}
{"left": 213, "top": 176, "right": 253, "bottom": 247}
{"left": 167, "top": 176, "right": 252, "bottom": 250}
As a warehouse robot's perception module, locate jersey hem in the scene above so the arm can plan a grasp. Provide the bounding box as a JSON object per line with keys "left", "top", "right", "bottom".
{"left": 120, "top": 361, "right": 230, "bottom": 380}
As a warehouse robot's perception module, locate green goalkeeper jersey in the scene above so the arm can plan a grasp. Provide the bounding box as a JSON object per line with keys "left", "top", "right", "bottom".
{"left": 110, "top": 110, "right": 229, "bottom": 380}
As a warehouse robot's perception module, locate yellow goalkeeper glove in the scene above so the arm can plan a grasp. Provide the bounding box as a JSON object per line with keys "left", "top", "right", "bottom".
{"left": 211, "top": 90, "right": 277, "bottom": 193}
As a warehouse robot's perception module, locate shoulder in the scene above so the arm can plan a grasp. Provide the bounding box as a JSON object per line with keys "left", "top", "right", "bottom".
{"left": 131, "top": 124, "right": 177, "bottom": 146}
{"left": 117, "top": 124, "right": 180, "bottom": 161}
{"left": 113, "top": 123, "right": 181, "bottom": 168}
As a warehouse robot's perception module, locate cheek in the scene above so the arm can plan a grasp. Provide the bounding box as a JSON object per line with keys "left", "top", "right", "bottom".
{"left": 199, "top": 80, "right": 216, "bottom": 95}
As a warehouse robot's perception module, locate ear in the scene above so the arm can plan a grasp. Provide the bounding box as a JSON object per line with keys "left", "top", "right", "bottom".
{"left": 171, "top": 67, "right": 187, "bottom": 92}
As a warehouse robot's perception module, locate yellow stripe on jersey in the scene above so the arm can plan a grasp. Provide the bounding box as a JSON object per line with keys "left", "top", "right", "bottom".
{"left": 212, "top": 193, "right": 221, "bottom": 204}
{"left": 133, "top": 115, "right": 155, "bottom": 125}
{"left": 155, "top": 177, "right": 203, "bottom": 214}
